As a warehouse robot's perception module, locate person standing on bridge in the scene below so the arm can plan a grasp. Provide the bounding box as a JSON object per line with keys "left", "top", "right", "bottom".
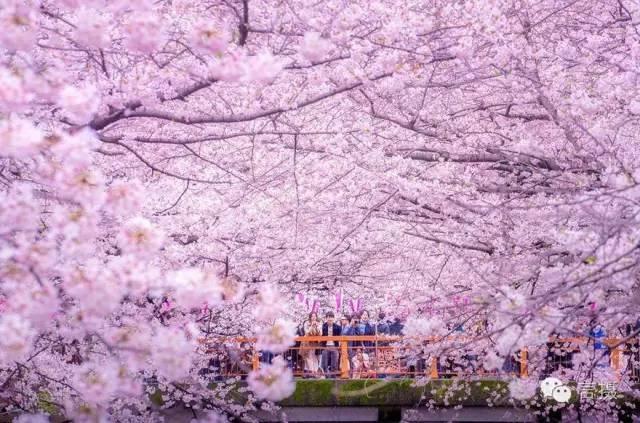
{"left": 302, "top": 312, "right": 322, "bottom": 377}
{"left": 358, "top": 310, "right": 376, "bottom": 346}
{"left": 389, "top": 315, "right": 404, "bottom": 335}
{"left": 340, "top": 315, "right": 350, "bottom": 334}
{"left": 375, "top": 311, "right": 393, "bottom": 378}
{"left": 590, "top": 322, "right": 610, "bottom": 369}
{"left": 321, "top": 311, "right": 342, "bottom": 377}
{"left": 340, "top": 315, "right": 353, "bottom": 372}
{"left": 375, "top": 312, "right": 391, "bottom": 336}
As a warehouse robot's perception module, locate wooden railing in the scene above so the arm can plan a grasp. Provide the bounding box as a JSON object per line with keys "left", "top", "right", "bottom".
{"left": 198, "top": 335, "right": 636, "bottom": 380}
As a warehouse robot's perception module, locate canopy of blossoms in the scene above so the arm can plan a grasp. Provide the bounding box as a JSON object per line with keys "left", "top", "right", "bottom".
{"left": 1, "top": 0, "right": 639, "bottom": 421}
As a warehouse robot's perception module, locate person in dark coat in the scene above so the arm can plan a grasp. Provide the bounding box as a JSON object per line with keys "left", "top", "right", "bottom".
{"left": 375, "top": 311, "right": 393, "bottom": 377}
{"left": 389, "top": 317, "right": 404, "bottom": 335}
{"left": 340, "top": 315, "right": 351, "bottom": 334}
{"left": 342, "top": 315, "right": 360, "bottom": 343}
{"left": 321, "top": 311, "right": 342, "bottom": 376}
{"left": 358, "top": 310, "right": 376, "bottom": 348}
{"left": 376, "top": 312, "right": 391, "bottom": 336}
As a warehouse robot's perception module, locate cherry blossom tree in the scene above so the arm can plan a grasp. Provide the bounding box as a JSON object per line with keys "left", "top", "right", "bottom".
{"left": 1, "top": 0, "right": 640, "bottom": 420}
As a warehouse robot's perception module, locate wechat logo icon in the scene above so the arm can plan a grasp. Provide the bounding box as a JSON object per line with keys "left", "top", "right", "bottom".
{"left": 540, "top": 377, "right": 572, "bottom": 403}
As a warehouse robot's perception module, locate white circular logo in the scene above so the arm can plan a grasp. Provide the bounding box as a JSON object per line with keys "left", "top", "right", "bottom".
{"left": 540, "top": 377, "right": 562, "bottom": 398}
{"left": 552, "top": 385, "right": 572, "bottom": 403}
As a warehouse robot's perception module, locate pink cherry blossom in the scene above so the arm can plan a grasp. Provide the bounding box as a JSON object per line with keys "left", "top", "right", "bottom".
{"left": 73, "top": 8, "right": 112, "bottom": 49}
{"left": 0, "top": 2, "right": 37, "bottom": 51}
{"left": 299, "top": 32, "right": 331, "bottom": 62}
{"left": 190, "top": 412, "right": 229, "bottom": 423}
{"left": 0, "top": 69, "right": 34, "bottom": 112}
{"left": 208, "top": 54, "right": 245, "bottom": 82}
{"left": 0, "top": 313, "right": 35, "bottom": 365}
{"left": 482, "top": 351, "right": 504, "bottom": 371}
{"left": 252, "top": 285, "right": 287, "bottom": 323}
{"left": 244, "top": 52, "right": 284, "bottom": 84}
{"left": 151, "top": 325, "right": 196, "bottom": 381}
{"left": 118, "top": 217, "right": 164, "bottom": 256}
{"left": 58, "top": 84, "right": 101, "bottom": 124}
{"left": 219, "top": 275, "right": 245, "bottom": 303}
{"left": 13, "top": 414, "right": 50, "bottom": 423}
{"left": 0, "top": 116, "right": 44, "bottom": 158}
{"left": 494, "top": 326, "right": 522, "bottom": 356}
{"left": 167, "top": 268, "right": 223, "bottom": 310}
{"left": 122, "top": 12, "right": 166, "bottom": 54}
{"left": 0, "top": 0, "right": 639, "bottom": 420}
{"left": 71, "top": 361, "right": 122, "bottom": 405}
{"left": 403, "top": 316, "right": 446, "bottom": 338}
{"left": 508, "top": 379, "right": 538, "bottom": 401}
{"left": 105, "top": 179, "right": 144, "bottom": 215}
{"left": 629, "top": 99, "right": 640, "bottom": 115}
{"left": 247, "top": 356, "right": 295, "bottom": 401}
{"left": 255, "top": 318, "right": 297, "bottom": 353}
{"left": 190, "top": 19, "right": 230, "bottom": 55}
{"left": 4, "top": 281, "right": 60, "bottom": 330}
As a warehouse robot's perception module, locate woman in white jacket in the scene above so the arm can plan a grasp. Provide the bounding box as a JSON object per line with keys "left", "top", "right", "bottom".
{"left": 302, "top": 312, "right": 322, "bottom": 376}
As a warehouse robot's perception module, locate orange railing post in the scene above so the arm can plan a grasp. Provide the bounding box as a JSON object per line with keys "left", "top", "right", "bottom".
{"left": 252, "top": 348, "right": 259, "bottom": 371}
{"left": 430, "top": 356, "right": 438, "bottom": 379}
{"left": 340, "top": 340, "right": 349, "bottom": 379}
{"left": 609, "top": 338, "right": 621, "bottom": 380}
{"left": 520, "top": 349, "right": 528, "bottom": 377}
{"left": 374, "top": 338, "right": 378, "bottom": 378}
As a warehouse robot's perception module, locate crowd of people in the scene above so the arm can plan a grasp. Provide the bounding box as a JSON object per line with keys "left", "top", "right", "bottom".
{"left": 293, "top": 310, "right": 404, "bottom": 378}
